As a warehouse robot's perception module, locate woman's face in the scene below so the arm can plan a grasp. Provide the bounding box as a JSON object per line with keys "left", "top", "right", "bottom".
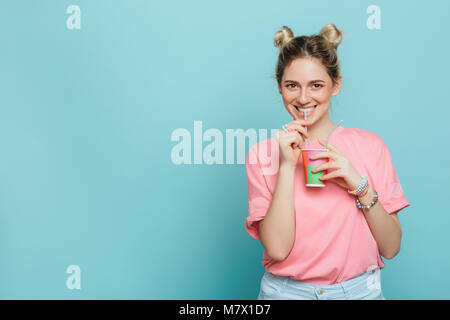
{"left": 278, "top": 57, "right": 341, "bottom": 123}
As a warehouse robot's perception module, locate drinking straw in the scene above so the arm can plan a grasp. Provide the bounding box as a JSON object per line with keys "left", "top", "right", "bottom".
{"left": 324, "top": 120, "right": 343, "bottom": 149}
{"left": 304, "top": 111, "right": 308, "bottom": 149}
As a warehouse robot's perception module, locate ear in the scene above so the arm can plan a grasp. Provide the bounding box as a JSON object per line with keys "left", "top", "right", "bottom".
{"left": 332, "top": 75, "right": 342, "bottom": 96}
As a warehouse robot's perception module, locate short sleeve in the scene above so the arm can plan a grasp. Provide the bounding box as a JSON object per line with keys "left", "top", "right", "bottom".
{"left": 244, "top": 147, "right": 273, "bottom": 240}
{"left": 372, "top": 138, "right": 411, "bottom": 214}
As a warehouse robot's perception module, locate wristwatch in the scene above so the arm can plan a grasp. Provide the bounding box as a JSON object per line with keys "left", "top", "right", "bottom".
{"left": 355, "top": 189, "right": 378, "bottom": 210}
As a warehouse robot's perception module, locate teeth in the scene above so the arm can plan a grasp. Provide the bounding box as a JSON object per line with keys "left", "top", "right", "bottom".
{"left": 295, "top": 105, "right": 316, "bottom": 112}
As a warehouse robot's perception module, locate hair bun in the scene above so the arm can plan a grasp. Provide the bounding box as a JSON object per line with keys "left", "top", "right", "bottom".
{"left": 319, "top": 23, "right": 343, "bottom": 49}
{"left": 274, "top": 26, "right": 294, "bottom": 49}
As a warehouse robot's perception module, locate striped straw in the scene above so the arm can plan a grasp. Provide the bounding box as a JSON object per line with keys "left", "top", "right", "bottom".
{"left": 324, "top": 120, "right": 343, "bottom": 149}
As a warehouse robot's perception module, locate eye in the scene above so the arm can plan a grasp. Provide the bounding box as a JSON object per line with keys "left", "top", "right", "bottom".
{"left": 313, "top": 83, "right": 324, "bottom": 89}
{"left": 286, "top": 83, "right": 297, "bottom": 89}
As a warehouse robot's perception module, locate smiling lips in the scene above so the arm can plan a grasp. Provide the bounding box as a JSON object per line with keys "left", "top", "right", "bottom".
{"left": 295, "top": 105, "right": 317, "bottom": 117}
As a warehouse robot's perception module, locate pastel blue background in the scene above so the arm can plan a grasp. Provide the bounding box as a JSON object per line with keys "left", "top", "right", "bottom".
{"left": 0, "top": 0, "right": 448, "bottom": 299}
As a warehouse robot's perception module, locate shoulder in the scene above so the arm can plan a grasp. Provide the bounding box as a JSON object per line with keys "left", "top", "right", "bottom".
{"left": 246, "top": 137, "right": 279, "bottom": 166}
{"left": 341, "top": 126, "right": 387, "bottom": 150}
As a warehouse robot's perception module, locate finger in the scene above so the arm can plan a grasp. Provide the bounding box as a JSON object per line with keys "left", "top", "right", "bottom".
{"left": 277, "top": 128, "right": 290, "bottom": 139}
{"left": 285, "top": 123, "right": 309, "bottom": 139}
{"left": 319, "top": 169, "right": 342, "bottom": 181}
{"left": 280, "top": 131, "right": 302, "bottom": 149}
{"left": 292, "top": 131, "right": 304, "bottom": 149}
{"left": 310, "top": 151, "right": 338, "bottom": 161}
{"left": 280, "top": 128, "right": 304, "bottom": 145}
{"left": 290, "top": 119, "right": 313, "bottom": 126}
{"left": 291, "top": 133, "right": 303, "bottom": 149}
{"left": 311, "top": 161, "right": 338, "bottom": 173}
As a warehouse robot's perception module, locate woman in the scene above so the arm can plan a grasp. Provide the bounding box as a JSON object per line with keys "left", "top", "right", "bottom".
{"left": 245, "top": 24, "right": 410, "bottom": 300}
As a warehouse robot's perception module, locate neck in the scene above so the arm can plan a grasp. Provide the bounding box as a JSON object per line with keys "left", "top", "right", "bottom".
{"left": 305, "top": 113, "right": 336, "bottom": 143}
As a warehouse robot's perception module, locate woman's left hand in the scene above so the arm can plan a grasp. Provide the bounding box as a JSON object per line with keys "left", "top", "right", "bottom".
{"left": 309, "top": 139, "right": 363, "bottom": 191}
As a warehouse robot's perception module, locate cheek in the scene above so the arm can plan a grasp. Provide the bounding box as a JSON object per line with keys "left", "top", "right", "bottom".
{"left": 282, "top": 91, "right": 296, "bottom": 103}
{"left": 312, "top": 92, "right": 330, "bottom": 103}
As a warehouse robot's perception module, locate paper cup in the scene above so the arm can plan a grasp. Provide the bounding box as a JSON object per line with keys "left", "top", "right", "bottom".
{"left": 301, "top": 148, "right": 329, "bottom": 187}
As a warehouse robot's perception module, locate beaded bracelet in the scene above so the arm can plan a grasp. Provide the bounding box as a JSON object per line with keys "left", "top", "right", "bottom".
{"left": 358, "top": 186, "right": 369, "bottom": 197}
{"left": 356, "top": 189, "right": 378, "bottom": 210}
{"left": 348, "top": 175, "right": 368, "bottom": 196}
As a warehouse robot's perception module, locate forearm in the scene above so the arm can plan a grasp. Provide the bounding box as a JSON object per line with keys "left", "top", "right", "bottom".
{"left": 259, "top": 164, "right": 296, "bottom": 261}
{"left": 358, "top": 186, "right": 402, "bottom": 259}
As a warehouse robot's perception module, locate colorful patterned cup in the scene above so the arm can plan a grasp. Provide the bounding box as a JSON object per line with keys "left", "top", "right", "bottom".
{"left": 301, "top": 148, "right": 329, "bottom": 187}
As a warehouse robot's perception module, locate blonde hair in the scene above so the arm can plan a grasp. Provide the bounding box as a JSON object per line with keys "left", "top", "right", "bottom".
{"left": 273, "top": 24, "right": 344, "bottom": 87}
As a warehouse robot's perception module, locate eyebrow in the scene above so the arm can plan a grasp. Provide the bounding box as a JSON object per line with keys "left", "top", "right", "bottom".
{"left": 283, "top": 80, "right": 326, "bottom": 84}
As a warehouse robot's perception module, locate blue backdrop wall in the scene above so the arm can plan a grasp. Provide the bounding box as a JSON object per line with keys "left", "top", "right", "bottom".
{"left": 0, "top": 0, "right": 448, "bottom": 299}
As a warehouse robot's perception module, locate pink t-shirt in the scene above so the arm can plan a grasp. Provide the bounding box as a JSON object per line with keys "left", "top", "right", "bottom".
{"left": 245, "top": 125, "right": 410, "bottom": 285}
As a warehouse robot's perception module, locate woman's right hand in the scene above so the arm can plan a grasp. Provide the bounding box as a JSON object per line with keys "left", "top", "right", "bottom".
{"left": 276, "top": 119, "right": 311, "bottom": 168}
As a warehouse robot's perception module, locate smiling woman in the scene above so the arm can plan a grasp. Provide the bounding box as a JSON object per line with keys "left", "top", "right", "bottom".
{"left": 274, "top": 25, "right": 343, "bottom": 143}
{"left": 244, "top": 24, "right": 411, "bottom": 300}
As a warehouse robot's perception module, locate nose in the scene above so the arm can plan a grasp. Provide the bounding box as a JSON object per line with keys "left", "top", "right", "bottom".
{"left": 297, "top": 88, "right": 311, "bottom": 105}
